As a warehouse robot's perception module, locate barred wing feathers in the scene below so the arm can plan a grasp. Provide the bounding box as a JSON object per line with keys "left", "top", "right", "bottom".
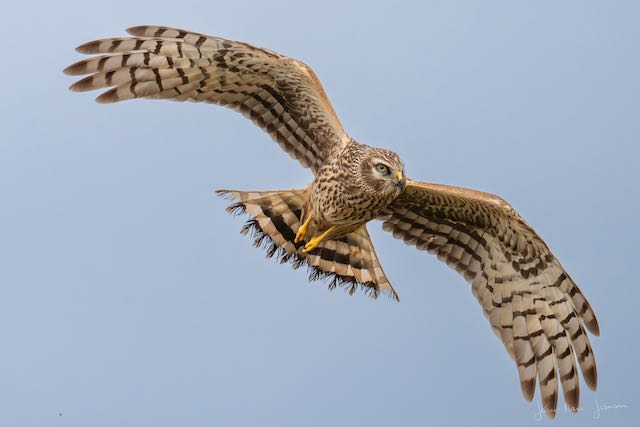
{"left": 64, "top": 25, "right": 349, "bottom": 173}
{"left": 380, "top": 179, "right": 599, "bottom": 418}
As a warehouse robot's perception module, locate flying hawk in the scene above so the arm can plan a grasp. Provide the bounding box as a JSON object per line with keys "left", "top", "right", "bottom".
{"left": 65, "top": 25, "right": 599, "bottom": 418}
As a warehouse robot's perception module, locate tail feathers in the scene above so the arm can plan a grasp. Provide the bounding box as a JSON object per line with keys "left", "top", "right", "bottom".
{"left": 217, "top": 189, "right": 399, "bottom": 301}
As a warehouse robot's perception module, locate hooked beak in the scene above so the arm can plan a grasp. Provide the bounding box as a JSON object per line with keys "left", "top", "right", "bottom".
{"left": 395, "top": 170, "right": 405, "bottom": 190}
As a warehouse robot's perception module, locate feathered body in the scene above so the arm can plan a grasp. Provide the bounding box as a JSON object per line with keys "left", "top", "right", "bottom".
{"left": 65, "top": 25, "right": 600, "bottom": 418}
{"left": 305, "top": 141, "right": 405, "bottom": 239}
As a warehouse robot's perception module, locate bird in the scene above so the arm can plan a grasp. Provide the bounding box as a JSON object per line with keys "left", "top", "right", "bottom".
{"left": 64, "top": 25, "right": 599, "bottom": 418}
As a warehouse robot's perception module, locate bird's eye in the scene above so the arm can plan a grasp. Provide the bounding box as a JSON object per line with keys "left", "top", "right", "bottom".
{"left": 375, "top": 163, "right": 390, "bottom": 176}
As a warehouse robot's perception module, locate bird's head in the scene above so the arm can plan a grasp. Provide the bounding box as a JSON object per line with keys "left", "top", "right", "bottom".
{"left": 360, "top": 147, "right": 406, "bottom": 196}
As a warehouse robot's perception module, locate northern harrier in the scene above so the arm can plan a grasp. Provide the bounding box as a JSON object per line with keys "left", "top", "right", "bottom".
{"left": 64, "top": 25, "right": 599, "bottom": 418}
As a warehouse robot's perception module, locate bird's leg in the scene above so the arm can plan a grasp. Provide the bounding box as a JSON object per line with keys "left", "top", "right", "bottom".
{"left": 302, "top": 226, "right": 336, "bottom": 253}
{"left": 295, "top": 214, "right": 313, "bottom": 243}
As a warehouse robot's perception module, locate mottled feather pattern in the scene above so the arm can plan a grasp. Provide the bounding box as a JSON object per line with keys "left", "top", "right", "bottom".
{"left": 379, "top": 179, "right": 599, "bottom": 417}
{"left": 217, "top": 189, "right": 398, "bottom": 301}
{"left": 64, "top": 25, "right": 349, "bottom": 173}
{"left": 65, "top": 26, "right": 599, "bottom": 418}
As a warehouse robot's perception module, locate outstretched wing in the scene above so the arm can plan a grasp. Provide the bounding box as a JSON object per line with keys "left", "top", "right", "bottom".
{"left": 379, "top": 179, "right": 599, "bottom": 418}
{"left": 64, "top": 25, "right": 349, "bottom": 173}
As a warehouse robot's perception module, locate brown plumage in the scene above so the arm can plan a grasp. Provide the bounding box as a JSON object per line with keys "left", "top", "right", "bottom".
{"left": 65, "top": 25, "right": 599, "bottom": 418}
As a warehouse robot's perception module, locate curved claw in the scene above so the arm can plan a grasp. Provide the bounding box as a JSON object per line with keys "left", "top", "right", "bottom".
{"left": 301, "top": 238, "right": 320, "bottom": 253}
{"left": 301, "top": 226, "right": 335, "bottom": 253}
{"left": 295, "top": 215, "right": 313, "bottom": 243}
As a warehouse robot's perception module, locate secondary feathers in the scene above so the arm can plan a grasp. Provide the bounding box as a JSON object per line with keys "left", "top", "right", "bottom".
{"left": 66, "top": 25, "right": 599, "bottom": 418}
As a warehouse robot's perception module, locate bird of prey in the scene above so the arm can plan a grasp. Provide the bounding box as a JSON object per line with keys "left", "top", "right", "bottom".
{"left": 65, "top": 25, "right": 599, "bottom": 418}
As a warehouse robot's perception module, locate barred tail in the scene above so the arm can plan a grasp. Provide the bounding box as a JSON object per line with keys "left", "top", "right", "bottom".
{"left": 217, "top": 188, "right": 398, "bottom": 301}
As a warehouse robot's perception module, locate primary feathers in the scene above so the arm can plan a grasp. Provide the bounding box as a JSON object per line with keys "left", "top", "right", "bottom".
{"left": 65, "top": 25, "right": 348, "bottom": 172}
{"left": 65, "top": 25, "right": 599, "bottom": 418}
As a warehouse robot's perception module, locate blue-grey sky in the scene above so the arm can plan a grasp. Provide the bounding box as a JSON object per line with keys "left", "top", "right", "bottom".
{"left": 1, "top": 1, "right": 638, "bottom": 426}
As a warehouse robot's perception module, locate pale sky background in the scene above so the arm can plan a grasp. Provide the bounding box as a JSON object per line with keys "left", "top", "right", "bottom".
{"left": 1, "top": 1, "right": 638, "bottom": 426}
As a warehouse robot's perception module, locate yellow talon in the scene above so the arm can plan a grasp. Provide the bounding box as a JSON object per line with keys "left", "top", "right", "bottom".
{"left": 302, "top": 226, "right": 335, "bottom": 253}
{"left": 295, "top": 214, "right": 313, "bottom": 243}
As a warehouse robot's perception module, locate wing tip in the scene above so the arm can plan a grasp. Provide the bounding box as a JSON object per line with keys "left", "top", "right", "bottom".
{"left": 521, "top": 378, "right": 536, "bottom": 402}
{"left": 587, "top": 317, "right": 600, "bottom": 336}
{"left": 126, "top": 25, "right": 149, "bottom": 36}
{"left": 565, "top": 387, "right": 580, "bottom": 414}
{"left": 63, "top": 61, "right": 86, "bottom": 76}
{"left": 542, "top": 391, "right": 559, "bottom": 419}
{"left": 545, "top": 408, "right": 558, "bottom": 419}
{"left": 75, "top": 40, "right": 103, "bottom": 54}
{"left": 95, "top": 90, "right": 118, "bottom": 104}
{"left": 67, "top": 76, "right": 93, "bottom": 92}
{"left": 584, "top": 365, "right": 598, "bottom": 391}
